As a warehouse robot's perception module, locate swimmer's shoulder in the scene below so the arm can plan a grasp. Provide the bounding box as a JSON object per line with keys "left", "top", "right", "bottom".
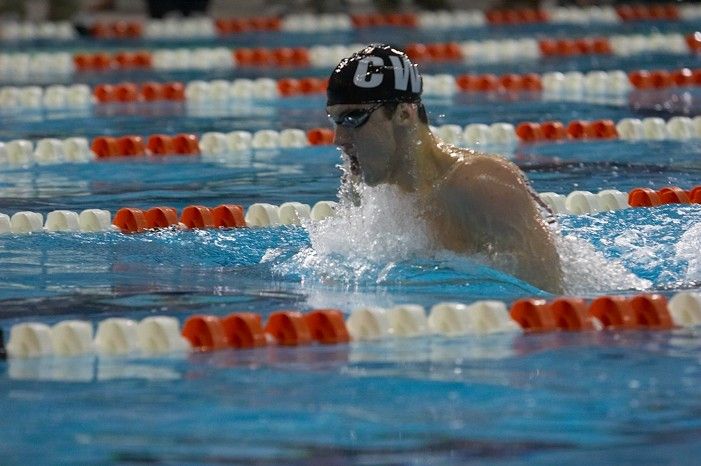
{"left": 442, "top": 147, "right": 522, "bottom": 186}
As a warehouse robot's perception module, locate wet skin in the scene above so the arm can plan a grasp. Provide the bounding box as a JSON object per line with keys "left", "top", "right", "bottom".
{"left": 327, "top": 102, "right": 564, "bottom": 293}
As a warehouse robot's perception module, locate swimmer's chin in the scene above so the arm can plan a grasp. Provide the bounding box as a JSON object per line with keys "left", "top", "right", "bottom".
{"left": 360, "top": 174, "right": 383, "bottom": 187}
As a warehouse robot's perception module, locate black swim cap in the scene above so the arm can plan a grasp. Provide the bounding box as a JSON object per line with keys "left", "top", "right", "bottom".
{"left": 327, "top": 44, "right": 423, "bottom": 106}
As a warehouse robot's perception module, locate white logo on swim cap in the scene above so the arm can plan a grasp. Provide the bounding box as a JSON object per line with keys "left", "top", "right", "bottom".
{"left": 352, "top": 55, "right": 421, "bottom": 92}
{"left": 388, "top": 56, "right": 421, "bottom": 93}
{"left": 353, "top": 56, "right": 384, "bottom": 88}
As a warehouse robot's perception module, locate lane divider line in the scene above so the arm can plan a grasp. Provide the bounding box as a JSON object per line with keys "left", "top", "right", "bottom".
{"left": 5, "top": 113, "right": 701, "bottom": 169}
{"left": 0, "top": 183, "right": 697, "bottom": 236}
{"left": 22, "top": 5, "right": 696, "bottom": 41}
{"left": 2, "top": 30, "right": 700, "bottom": 79}
{"left": 7, "top": 65, "right": 701, "bottom": 109}
{"left": 4, "top": 292, "right": 700, "bottom": 360}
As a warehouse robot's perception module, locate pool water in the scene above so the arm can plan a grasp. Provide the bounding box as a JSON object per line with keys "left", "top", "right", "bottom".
{"left": 1, "top": 16, "right": 701, "bottom": 465}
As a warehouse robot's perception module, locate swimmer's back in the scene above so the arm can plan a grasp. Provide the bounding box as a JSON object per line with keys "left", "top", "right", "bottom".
{"left": 431, "top": 147, "right": 563, "bottom": 292}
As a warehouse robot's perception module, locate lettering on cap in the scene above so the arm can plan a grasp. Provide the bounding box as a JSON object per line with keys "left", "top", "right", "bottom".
{"left": 351, "top": 55, "right": 421, "bottom": 92}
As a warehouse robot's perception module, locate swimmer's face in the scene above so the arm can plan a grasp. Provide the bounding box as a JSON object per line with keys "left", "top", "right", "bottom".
{"left": 327, "top": 103, "right": 396, "bottom": 186}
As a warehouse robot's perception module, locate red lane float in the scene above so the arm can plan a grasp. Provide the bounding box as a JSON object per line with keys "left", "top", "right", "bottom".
{"left": 233, "top": 46, "right": 309, "bottom": 67}
{"left": 277, "top": 78, "right": 302, "bottom": 96}
{"left": 304, "top": 309, "right": 350, "bottom": 344}
{"left": 510, "top": 298, "right": 595, "bottom": 331}
{"left": 163, "top": 82, "right": 186, "bottom": 101}
{"left": 181, "top": 205, "right": 214, "bottom": 229}
{"left": 90, "top": 20, "right": 143, "bottom": 38}
{"left": 215, "top": 16, "right": 281, "bottom": 35}
{"left": 91, "top": 136, "right": 120, "bottom": 158}
{"left": 687, "top": 33, "right": 701, "bottom": 54}
{"left": 307, "top": 128, "right": 334, "bottom": 145}
{"left": 114, "top": 82, "right": 139, "bottom": 102}
{"left": 91, "top": 133, "right": 199, "bottom": 157}
{"left": 182, "top": 315, "right": 229, "bottom": 351}
{"left": 299, "top": 77, "right": 327, "bottom": 94}
{"left": 94, "top": 81, "right": 185, "bottom": 103}
{"left": 628, "top": 187, "right": 662, "bottom": 207}
{"left": 658, "top": 186, "right": 691, "bottom": 204}
{"left": 141, "top": 82, "right": 164, "bottom": 101}
{"left": 113, "top": 207, "right": 148, "bottom": 233}
{"left": 116, "top": 135, "right": 146, "bottom": 156}
{"left": 74, "top": 51, "right": 153, "bottom": 71}
{"left": 509, "top": 299, "right": 558, "bottom": 331}
{"left": 628, "top": 185, "right": 701, "bottom": 207}
{"left": 146, "top": 134, "right": 175, "bottom": 155}
{"left": 264, "top": 311, "right": 313, "bottom": 346}
{"left": 173, "top": 134, "right": 200, "bottom": 155}
{"left": 690, "top": 186, "right": 701, "bottom": 203}
{"left": 473, "top": 74, "right": 499, "bottom": 91}
{"left": 550, "top": 298, "right": 596, "bottom": 331}
{"left": 456, "top": 73, "right": 542, "bottom": 92}
{"left": 516, "top": 119, "right": 617, "bottom": 142}
{"left": 672, "top": 68, "right": 694, "bottom": 86}
{"left": 515, "top": 122, "right": 543, "bottom": 142}
{"left": 539, "top": 38, "right": 612, "bottom": 57}
{"left": 541, "top": 121, "right": 567, "bottom": 140}
{"left": 486, "top": 8, "right": 549, "bottom": 25}
{"left": 567, "top": 120, "right": 591, "bottom": 139}
{"left": 112, "top": 204, "right": 247, "bottom": 232}
{"left": 616, "top": 4, "right": 679, "bottom": 21}
{"left": 144, "top": 207, "right": 179, "bottom": 228}
{"left": 114, "top": 51, "right": 152, "bottom": 68}
{"left": 630, "top": 294, "right": 673, "bottom": 330}
{"left": 589, "top": 119, "right": 618, "bottom": 139}
{"left": 510, "top": 294, "right": 675, "bottom": 332}
{"left": 406, "top": 42, "right": 462, "bottom": 62}
{"left": 350, "top": 12, "right": 417, "bottom": 28}
{"left": 589, "top": 296, "right": 638, "bottom": 329}
{"left": 179, "top": 309, "right": 351, "bottom": 353}
{"left": 212, "top": 204, "right": 246, "bottom": 228}
{"left": 220, "top": 313, "right": 267, "bottom": 348}
{"left": 93, "top": 84, "right": 115, "bottom": 103}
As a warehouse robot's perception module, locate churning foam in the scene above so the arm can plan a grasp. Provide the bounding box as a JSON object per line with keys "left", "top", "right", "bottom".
{"left": 275, "top": 183, "right": 434, "bottom": 286}
{"left": 273, "top": 181, "right": 652, "bottom": 295}
{"left": 556, "top": 233, "right": 651, "bottom": 295}
{"left": 676, "top": 222, "right": 701, "bottom": 282}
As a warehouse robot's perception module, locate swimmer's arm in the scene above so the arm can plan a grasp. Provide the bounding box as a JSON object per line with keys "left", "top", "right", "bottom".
{"left": 446, "top": 155, "right": 563, "bottom": 292}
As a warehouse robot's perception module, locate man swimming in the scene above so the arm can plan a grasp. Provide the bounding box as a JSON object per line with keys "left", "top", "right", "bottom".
{"left": 326, "top": 44, "right": 564, "bottom": 293}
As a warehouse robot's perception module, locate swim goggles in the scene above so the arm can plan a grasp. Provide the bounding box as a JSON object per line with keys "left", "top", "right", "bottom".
{"left": 328, "top": 102, "right": 385, "bottom": 129}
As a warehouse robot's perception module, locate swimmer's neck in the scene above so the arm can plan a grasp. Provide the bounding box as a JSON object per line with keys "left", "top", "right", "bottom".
{"left": 391, "top": 124, "right": 458, "bottom": 193}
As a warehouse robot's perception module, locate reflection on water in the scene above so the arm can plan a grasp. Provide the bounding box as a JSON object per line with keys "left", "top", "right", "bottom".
{"left": 8, "top": 354, "right": 183, "bottom": 382}
{"left": 0, "top": 169, "right": 91, "bottom": 199}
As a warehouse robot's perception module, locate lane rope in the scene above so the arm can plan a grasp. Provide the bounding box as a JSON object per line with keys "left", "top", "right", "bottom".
{"left": 2, "top": 113, "right": 701, "bottom": 168}
{"left": 5, "top": 5, "right": 700, "bottom": 41}
{"left": 0, "top": 183, "right": 698, "bottom": 235}
{"left": 5, "top": 65, "right": 701, "bottom": 110}
{"left": 4, "top": 292, "right": 700, "bottom": 361}
{"left": 2, "top": 30, "right": 701, "bottom": 81}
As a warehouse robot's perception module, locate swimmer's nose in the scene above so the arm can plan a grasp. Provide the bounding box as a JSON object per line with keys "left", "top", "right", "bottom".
{"left": 333, "top": 126, "right": 348, "bottom": 146}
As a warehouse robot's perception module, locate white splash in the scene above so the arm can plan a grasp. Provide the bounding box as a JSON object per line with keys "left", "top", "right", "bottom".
{"left": 308, "top": 183, "right": 433, "bottom": 260}
{"left": 675, "top": 222, "right": 701, "bottom": 282}
{"left": 276, "top": 184, "right": 434, "bottom": 286}
{"left": 273, "top": 179, "right": 653, "bottom": 294}
{"left": 557, "top": 233, "right": 651, "bottom": 295}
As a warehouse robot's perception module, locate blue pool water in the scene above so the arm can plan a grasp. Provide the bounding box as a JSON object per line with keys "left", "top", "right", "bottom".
{"left": 1, "top": 17, "right": 701, "bottom": 465}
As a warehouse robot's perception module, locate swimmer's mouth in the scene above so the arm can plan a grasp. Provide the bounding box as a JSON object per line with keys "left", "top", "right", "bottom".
{"left": 348, "top": 153, "right": 360, "bottom": 175}
{"left": 341, "top": 146, "right": 360, "bottom": 175}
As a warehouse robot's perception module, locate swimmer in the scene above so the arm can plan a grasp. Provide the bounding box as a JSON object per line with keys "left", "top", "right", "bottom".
{"left": 326, "top": 44, "right": 564, "bottom": 293}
